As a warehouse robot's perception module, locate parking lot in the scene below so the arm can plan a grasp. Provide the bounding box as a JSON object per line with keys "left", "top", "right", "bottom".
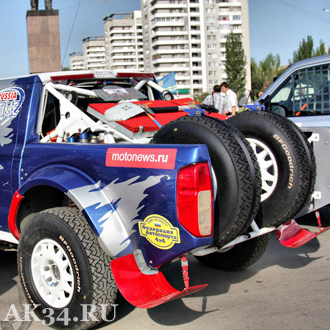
{"left": 1, "top": 208, "right": 330, "bottom": 330}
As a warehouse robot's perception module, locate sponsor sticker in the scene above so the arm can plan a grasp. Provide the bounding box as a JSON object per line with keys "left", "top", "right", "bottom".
{"left": 0, "top": 87, "right": 25, "bottom": 122}
{"left": 106, "top": 148, "right": 177, "bottom": 169}
{"left": 93, "top": 71, "right": 117, "bottom": 79}
{"left": 138, "top": 214, "right": 181, "bottom": 250}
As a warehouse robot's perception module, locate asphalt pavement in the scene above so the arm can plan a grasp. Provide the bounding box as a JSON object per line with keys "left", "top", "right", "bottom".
{"left": 1, "top": 207, "right": 330, "bottom": 330}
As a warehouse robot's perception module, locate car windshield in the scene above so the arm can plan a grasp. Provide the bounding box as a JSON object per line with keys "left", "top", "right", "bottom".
{"left": 269, "top": 64, "right": 330, "bottom": 117}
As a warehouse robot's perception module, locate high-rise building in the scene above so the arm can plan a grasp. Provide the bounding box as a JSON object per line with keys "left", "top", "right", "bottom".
{"left": 69, "top": 52, "right": 84, "bottom": 71}
{"left": 103, "top": 11, "right": 144, "bottom": 71}
{"left": 82, "top": 36, "right": 106, "bottom": 70}
{"left": 69, "top": 1, "right": 251, "bottom": 97}
{"left": 141, "top": 0, "right": 251, "bottom": 97}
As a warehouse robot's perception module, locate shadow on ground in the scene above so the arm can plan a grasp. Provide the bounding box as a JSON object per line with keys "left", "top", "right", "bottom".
{"left": 99, "top": 206, "right": 330, "bottom": 327}
{"left": 3, "top": 206, "right": 330, "bottom": 329}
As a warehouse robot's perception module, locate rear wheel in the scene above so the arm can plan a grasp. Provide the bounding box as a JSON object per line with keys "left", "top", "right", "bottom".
{"left": 151, "top": 115, "right": 261, "bottom": 247}
{"left": 18, "top": 207, "right": 117, "bottom": 329}
{"left": 196, "top": 233, "right": 271, "bottom": 272}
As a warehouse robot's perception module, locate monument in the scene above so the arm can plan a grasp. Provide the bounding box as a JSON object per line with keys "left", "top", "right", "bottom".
{"left": 27, "top": 0, "right": 61, "bottom": 73}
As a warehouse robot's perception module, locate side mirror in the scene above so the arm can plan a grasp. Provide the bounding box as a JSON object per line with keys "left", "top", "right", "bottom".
{"left": 259, "top": 94, "right": 271, "bottom": 105}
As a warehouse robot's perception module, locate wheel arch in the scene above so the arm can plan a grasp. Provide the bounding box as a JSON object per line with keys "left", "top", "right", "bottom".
{"left": 9, "top": 165, "right": 102, "bottom": 240}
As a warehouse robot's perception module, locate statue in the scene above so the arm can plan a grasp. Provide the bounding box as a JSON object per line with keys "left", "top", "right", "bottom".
{"left": 30, "top": 0, "right": 52, "bottom": 10}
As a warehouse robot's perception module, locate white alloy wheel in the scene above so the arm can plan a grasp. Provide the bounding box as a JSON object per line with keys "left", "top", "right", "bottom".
{"left": 247, "top": 138, "right": 279, "bottom": 202}
{"left": 31, "top": 238, "right": 74, "bottom": 308}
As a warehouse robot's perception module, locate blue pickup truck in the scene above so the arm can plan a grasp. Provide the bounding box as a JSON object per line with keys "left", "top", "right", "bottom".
{"left": 0, "top": 70, "right": 322, "bottom": 328}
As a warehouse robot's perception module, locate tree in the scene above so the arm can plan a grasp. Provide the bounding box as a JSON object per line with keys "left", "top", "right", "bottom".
{"left": 313, "top": 40, "right": 328, "bottom": 57}
{"left": 260, "top": 53, "right": 281, "bottom": 88}
{"left": 251, "top": 53, "right": 283, "bottom": 98}
{"left": 251, "top": 58, "right": 264, "bottom": 100}
{"left": 290, "top": 35, "right": 330, "bottom": 64}
{"left": 225, "top": 31, "right": 247, "bottom": 100}
{"left": 291, "top": 35, "right": 314, "bottom": 63}
{"left": 193, "top": 92, "right": 209, "bottom": 104}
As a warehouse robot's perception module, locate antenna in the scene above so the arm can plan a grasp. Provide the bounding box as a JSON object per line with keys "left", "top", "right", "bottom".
{"left": 61, "top": 0, "right": 82, "bottom": 69}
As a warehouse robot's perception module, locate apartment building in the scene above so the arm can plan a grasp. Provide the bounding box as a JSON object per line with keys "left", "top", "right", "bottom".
{"left": 82, "top": 36, "right": 106, "bottom": 70}
{"left": 69, "top": 1, "right": 251, "bottom": 97}
{"left": 69, "top": 52, "right": 84, "bottom": 71}
{"left": 103, "top": 11, "right": 144, "bottom": 71}
{"left": 141, "top": 0, "right": 251, "bottom": 96}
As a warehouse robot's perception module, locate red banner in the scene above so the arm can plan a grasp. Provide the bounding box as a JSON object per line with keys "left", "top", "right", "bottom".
{"left": 106, "top": 148, "right": 177, "bottom": 169}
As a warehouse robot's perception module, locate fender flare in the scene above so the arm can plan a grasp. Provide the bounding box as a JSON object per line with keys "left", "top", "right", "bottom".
{"left": 10, "top": 164, "right": 169, "bottom": 258}
{"left": 9, "top": 165, "right": 105, "bottom": 242}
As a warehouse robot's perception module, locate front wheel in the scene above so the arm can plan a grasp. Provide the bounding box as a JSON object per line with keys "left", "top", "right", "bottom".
{"left": 195, "top": 233, "right": 271, "bottom": 272}
{"left": 18, "top": 207, "right": 117, "bottom": 329}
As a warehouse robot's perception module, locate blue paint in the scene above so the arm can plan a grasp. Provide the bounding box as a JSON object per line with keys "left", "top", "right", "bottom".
{"left": 0, "top": 73, "right": 214, "bottom": 269}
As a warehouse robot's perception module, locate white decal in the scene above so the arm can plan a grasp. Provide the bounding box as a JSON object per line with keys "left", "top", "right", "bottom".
{"left": 0, "top": 87, "right": 25, "bottom": 172}
{"left": 67, "top": 175, "right": 164, "bottom": 256}
{"left": 0, "top": 87, "right": 25, "bottom": 125}
{"left": 0, "top": 118, "right": 14, "bottom": 147}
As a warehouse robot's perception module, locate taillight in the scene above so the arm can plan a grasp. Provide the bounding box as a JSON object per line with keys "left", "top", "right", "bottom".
{"left": 177, "top": 163, "right": 214, "bottom": 237}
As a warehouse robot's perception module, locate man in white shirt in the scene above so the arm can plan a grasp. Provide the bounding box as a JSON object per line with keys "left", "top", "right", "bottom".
{"left": 220, "top": 82, "right": 238, "bottom": 115}
{"left": 203, "top": 85, "right": 226, "bottom": 113}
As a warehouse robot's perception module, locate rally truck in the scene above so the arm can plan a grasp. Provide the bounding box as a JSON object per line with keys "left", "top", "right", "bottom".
{"left": 0, "top": 70, "right": 324, "bottom": 329}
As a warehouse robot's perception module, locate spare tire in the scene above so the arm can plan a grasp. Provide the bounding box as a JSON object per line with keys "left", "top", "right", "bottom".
{"left": 227, "top": 111, "right": 316, "bottom": 227}
{"left": 151, "top": 115, "right": 261, "bottom": 247}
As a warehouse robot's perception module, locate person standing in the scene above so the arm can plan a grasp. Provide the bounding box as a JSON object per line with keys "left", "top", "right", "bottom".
{"left": 220, "top": 82, "right": 238, "bottom": 116}
{"left": 202, "top": 85, "right": 226, "bottom": 113}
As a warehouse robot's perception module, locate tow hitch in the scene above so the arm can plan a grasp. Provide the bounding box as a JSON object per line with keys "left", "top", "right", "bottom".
{"left": 111, "top": 250, "right": 207, "bottom": 308}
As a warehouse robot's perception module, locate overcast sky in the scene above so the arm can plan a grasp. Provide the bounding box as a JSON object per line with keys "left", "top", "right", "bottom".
{"left": 1, "top": 0, "right": 330, "bottom": 78}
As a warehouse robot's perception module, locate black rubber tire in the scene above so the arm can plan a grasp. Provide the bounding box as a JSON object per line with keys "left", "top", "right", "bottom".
{"left": 203, "top": 115, "right": 262, "bottom": 234}
{"left": 151, "top": 115, "right": 261, "bottom": 247}
{"left": 227, "top": 111, "right": 316, "bottom": 227}
{"left": 283, "top": 118, "right": 316, "bottom": 214}
{"left": 196, "top": 233, "right": 271, "bottom": 272}
{"left": 18, "top": 207, "right": 117, "bottom": 329}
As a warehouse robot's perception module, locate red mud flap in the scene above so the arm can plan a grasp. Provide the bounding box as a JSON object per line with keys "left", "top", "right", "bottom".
{"left": 111, "top": 253, "right": 207, "bottom": 309}
{"left": 277, "top": 210, "right": 330, "bottom": 248}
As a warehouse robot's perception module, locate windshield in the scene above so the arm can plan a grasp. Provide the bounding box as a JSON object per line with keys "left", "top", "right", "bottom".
{"left": 268, "top": 64, "right": 330, "bottom": 117}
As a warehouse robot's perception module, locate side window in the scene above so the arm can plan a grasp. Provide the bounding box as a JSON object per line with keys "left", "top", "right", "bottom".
{"left": 270, "top": 64, "right": 330, "bottom": 116}
{"left": 41, "top": 93, "right": 60, "bottom": 137}
{"left": 270, "top": 77, "right": 293, "bottom": 116}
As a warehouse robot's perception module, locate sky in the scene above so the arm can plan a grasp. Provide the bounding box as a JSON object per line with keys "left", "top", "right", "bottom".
{"left": 1, "top": 0, "right": 330, "bottom": 78}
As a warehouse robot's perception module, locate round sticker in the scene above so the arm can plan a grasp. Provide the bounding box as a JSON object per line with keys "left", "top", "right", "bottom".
{"left": 138, "top": 214, "right": 181, "bottom": 250}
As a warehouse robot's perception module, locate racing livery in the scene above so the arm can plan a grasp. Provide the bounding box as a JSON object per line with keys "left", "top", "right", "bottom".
{"left": 0, "top": 70, "right": 327, "bottom": 329}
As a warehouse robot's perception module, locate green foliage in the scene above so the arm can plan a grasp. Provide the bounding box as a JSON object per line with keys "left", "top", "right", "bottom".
{"left": 251, "top": 36, "right": 330, "bottom": 98}
{"left": 260, "top": 53, "right": 281, "bottom": 88}
{"left": 291, "top": 35, "right": 314, "bottom": 63}
{"left": 251, "top": 58, "right": 264, "bottom": 100}
{"left": 290, "top": 35, "right": 330, "bottom": 64}
{"left": 314, "top": 40, "right": 328, "bottom": 57}
{"left": 251, "top": 53, "right": 283, "bottom": 99}
{"left": 225, "top": 32, "right": 247, "bottom": 100}
{"left": 193, "top": 92, "right": 209, "bottom": 104}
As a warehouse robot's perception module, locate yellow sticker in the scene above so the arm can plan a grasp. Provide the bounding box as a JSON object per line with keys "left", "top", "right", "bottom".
{"left": 138, "top": 214, "right": 181, "bottom": 250}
